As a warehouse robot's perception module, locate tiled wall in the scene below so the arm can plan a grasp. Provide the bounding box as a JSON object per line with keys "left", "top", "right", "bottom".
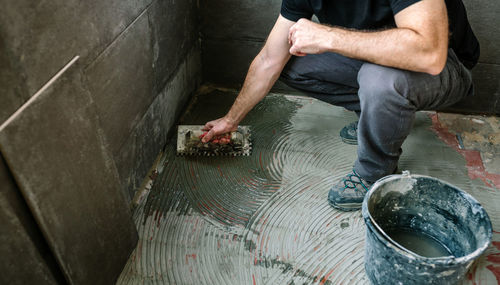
{"left": 0, "top": 154, "right": 65, "bottom": 284}
{"left": 201, "top": 0, "right": 500, "bottom": 114}
{"left": 450, "top": 0, "right": 500, "bottom": 114}
{"left": 201, "top": 0, "right": 280, "bottom": 87}
{"left": 0, "top": 0, "right": 201, "bottom": 284}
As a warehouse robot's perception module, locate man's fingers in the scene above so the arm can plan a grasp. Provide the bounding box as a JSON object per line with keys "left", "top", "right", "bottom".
{"left": 203, "top": 118, "right": 221, "bottom": 131}
{"left": 289, "top": 24, "right": 307, "bottom": 56}
{"left": 202, "top": 122, "right": 214, "bottom": 131}
{"left": 201, "top": 116, "right": 238, "bottom": 142}
{"left": 288, "top": 26, "right": 295, "bottom": 45}
{"left": 202, "top": 129, "right": 215, "bottom": 143}
{"left": 289, "top": 44, "right": 306, "bottom": 56}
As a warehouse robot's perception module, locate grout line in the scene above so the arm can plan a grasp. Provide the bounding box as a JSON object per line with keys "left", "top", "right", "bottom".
{"left": 202, "top": 36, "right": 266, "bottom": 44}
{"left": 0, "top": 56, "right": 80, "bottom": 132}
{"left": 83, "top": 2, "right": 154, "bottom": 70}
{"left": 475, "top": 61, "right": 500, "bottom": 66}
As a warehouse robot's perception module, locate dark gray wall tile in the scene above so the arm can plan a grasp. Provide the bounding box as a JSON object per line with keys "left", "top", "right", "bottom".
{"left": 0, "top": 36, "right": 29, "bottom": 124}
{"left": 463, "top": 0, "right": 500, "bottom": 64}
{"left": 0, "top": 155, "right": 63, "bottom": 285}
{"left": 201, "top": 0, "right": 280, "bottom": 41}
{"left": 83, "top": 0, "right": 202, "bottom": 198}
{"left": 448, "top": 63, "right": 500, "bottom": 114}
{"left": 0, "top": 58, "right": 138, "bottom": 285}
{"left": 200, "top": 0, "right": 278, "bottom": 89}
{"left": 149, "top": 0, "right": 199, "bottom": 90}
{"left": 84, "top": 12, "right": 155, "bottom": 157}
{"left": 0, "top": 0, "right": 154, "bottom": 127}
{"left": 116, "top": 47, "right": 202, "bottom": 197}
{"left": 202, "top": 39, "right": 263, "bottom": 87}
{"left": 200, "top": 0, "right": 277, "bottom": 88}
{"left": 83, "top": 0, "right": 202, "bottom": 199}
{"left": 0, "top": 0, "right": 152, "bottom": 98}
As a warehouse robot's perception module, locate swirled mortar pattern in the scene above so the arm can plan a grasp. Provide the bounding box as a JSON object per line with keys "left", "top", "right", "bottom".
{"left": 117, "top": 90, "right": 500, "bottom": 285}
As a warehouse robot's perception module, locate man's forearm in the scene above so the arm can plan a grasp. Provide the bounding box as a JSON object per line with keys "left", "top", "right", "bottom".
{"left": 201, "top": 15, "right": 294, "bottom": 141}
{"left": 225, "top": 53, "right": 288, "bottom": 124}
{"left": 324, "top": 27, "right": 447, "bottom": 75}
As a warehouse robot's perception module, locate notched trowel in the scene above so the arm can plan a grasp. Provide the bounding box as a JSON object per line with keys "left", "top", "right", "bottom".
{"left": 177, "top": 125, "right": 252, "bottom": 156}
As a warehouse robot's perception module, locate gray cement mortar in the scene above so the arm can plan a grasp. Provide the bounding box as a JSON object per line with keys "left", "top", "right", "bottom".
{"left": 118, "top": 90, "right": 500, "bottom": 284}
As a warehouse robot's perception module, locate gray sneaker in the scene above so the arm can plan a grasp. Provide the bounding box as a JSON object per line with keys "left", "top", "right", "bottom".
{"left": 339, "top": 121, "right": 358, "bottom": 145}
{"left": 328, "top": 169, "right": 373, "bottom": 211}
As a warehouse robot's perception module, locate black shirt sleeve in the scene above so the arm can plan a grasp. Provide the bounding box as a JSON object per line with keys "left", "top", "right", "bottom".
{"left": 389, "top": 0, "right": 421, "bottom": 15}
{"left": 280, "top": 0, "right": 313, "bottom": 22}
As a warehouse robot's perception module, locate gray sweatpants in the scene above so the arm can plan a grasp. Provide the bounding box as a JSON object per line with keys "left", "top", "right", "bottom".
{"left": 279, "top": 49, "right": 474, "bottom": 182}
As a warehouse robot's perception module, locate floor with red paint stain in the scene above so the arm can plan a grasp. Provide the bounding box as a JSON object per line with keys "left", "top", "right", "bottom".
{"left": 432, "top": 112, "right": 500, "bottom": 284}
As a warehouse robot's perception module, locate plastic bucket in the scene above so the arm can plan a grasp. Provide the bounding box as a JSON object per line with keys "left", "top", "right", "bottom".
{"left": 361, "top": 172, "right": 492, "bottom": 285}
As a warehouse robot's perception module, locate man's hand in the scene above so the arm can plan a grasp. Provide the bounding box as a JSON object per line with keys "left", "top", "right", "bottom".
{"left": 201, "top": 117, "right": 238, "bottom": 143}
{"left": 288, "top": 19, "right": 332, "bottom": 56}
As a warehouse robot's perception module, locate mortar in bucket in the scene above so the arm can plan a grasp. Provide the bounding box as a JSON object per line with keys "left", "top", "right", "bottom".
{"left": 361, "top": 172, "right": 492, "bottom": 284}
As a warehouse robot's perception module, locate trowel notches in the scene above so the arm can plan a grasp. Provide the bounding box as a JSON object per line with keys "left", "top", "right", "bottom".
{"left": 176, "top": 125, "right": 252, "bottom": 156}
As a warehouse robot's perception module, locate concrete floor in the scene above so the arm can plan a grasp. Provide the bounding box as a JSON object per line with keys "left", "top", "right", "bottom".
{"left": 117, "top": 89, "right": 500, "bottom": 284}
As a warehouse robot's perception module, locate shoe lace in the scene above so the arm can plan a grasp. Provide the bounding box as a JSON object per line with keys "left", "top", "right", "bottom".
{"left": 346, "top": 122, "right": 358, "bottom": 136}
{"left": 349, "top": 121, "right": 358, "bottom": 131}
{"left": 342, "top": 170, "right": 369, "bottom": 193}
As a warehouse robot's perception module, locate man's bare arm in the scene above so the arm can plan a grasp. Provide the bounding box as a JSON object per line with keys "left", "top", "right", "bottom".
{"left": 202, "top": 15, "right": 294, "bottom": 142}
{"left": 288, "top": 0, "right": 449, "bottom": 75}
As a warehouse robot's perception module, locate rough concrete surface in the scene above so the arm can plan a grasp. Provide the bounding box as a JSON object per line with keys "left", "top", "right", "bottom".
{"left": 0, "top": 58, "right": 138, "bottom": 285}
{"left": 117, "top": 90, "right": 500, "bottom": 284}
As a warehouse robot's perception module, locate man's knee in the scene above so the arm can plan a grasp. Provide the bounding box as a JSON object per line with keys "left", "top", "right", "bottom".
{"left": 357, "top": 63, "right": 409, "bottom": 106}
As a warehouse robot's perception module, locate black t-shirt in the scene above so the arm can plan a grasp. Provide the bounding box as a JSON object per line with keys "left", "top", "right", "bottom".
{"left": 281, "top": 0, "right": 480, "bottom": 69}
